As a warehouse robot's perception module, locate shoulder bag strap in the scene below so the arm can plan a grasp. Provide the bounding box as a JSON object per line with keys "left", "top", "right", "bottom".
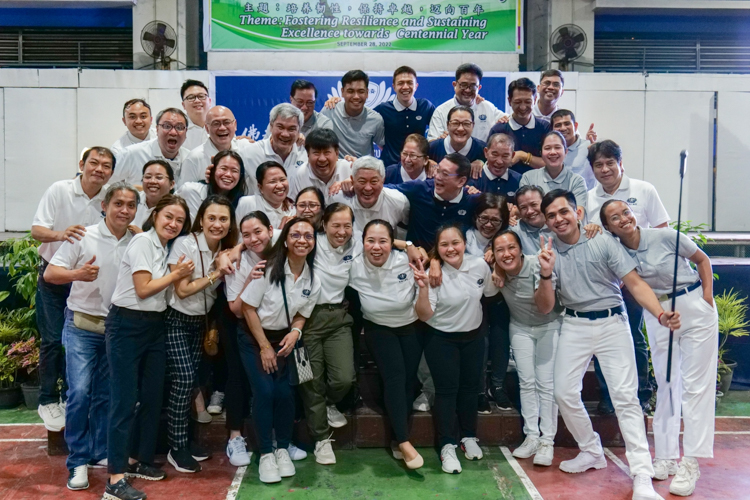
{"left": 279, "top": 278, "right": 292, "bottom": 332}
{"left": 193, "top": 234, "right": 210, "bottom": 332}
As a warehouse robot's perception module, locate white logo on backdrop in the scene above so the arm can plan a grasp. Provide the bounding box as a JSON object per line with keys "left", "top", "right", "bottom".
{"left": 328, "top": 81, "right": 395, "bottom": 109}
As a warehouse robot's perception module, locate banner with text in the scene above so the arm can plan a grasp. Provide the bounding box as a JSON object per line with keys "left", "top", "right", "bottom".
{"left": 208, "top": 0, "right": 523, "bottom": 52}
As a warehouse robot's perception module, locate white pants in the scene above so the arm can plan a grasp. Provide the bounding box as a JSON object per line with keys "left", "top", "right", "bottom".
{"left": 555, "top": 314, "right": 654, "bottom": 477}
{"left": 645, "top": 287, "right": 719, "bottom": 459}
{"left": 510, "top": 319, "right": 561, "bottom": 445}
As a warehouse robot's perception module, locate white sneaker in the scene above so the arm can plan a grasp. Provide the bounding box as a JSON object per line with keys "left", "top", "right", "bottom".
{"left": 633, "top": 473, "right": 664, "bottom": 500}
{"left": 67, "top": 465, "right": 88, "bottom": 490}
{"left": 207, "top": 391, "right": 225, "bottom": 415}
{"left": 669, "top": 457, "right": 700, "bottom": 497}
{"left": 559, "top": 451, "right": 607, "bottom": 473}
{"left": 512, "top": 436, "right": 540, "bottom": 459}
{"left": 653, "top": 458, "right": 678, "bottom": 480}
{"left": 412, "top": 392, "right": 432, "bottom": 412}
{"left": 226, "top": 436, "right": 252, "bottom": 467}
{"left": 88, "top": 458, "right": 107, "bottom": 468}
{"left": 287, "top": 443, "right": 308, "bottom": 461}
{"left": 258, "top": 453, "right": 281, "bottom": 483}
{"left": 274, "top": 448, "right": 296, "bottom": 477}
{"left": 326, "top": 405, "right": 348, "bottom": 428}
{"left": 440, "top": 444, "right": 462, "bottom": 474}
{"left": 38, "top": 403, "right": 65, "bottom": 432}
{"left": 460, "top": 437, "right": 483, "bottom": 460}
{"left": 314, "top": 439, "right": 336, "bottom": 465}
{"left": 533, "top": 443, "right": 554, "bottom": 466}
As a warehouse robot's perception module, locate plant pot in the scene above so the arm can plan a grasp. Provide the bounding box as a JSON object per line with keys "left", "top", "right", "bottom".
{"left": 21, "top": 382, "right": 40, "bottom": 410}
{"left": 0, "top": 385, "right": 22, "bottom": 409}
{"left": 719, "top": 359, "right": 738, "bottom": 395}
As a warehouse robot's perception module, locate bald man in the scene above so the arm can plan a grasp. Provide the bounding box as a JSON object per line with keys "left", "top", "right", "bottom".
{"left": 178, "top": 106, "right": 244, "bottom": 188}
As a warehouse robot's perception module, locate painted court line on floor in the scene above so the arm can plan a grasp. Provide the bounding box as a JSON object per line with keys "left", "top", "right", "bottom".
{"left": 224, "top": 465, "right": 247, "bottom": 500}
{"left": 603, "top": 447, "right": 630, "bottom": 477}
{"left": 0, "top": 423, "right": 45, "bottom": 426}
{"left": 0, "top": 438, "right": 47, "bottom": 442}
{"left": 499, "top": 446, "right": 544, "bottom": 500}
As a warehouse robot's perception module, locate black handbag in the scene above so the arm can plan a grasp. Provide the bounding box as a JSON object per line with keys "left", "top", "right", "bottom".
{"left": 280, "top": 280, "right": 314, "bottom": 386}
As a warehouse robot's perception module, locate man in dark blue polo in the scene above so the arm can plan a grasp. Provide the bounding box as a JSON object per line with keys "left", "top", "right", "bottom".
{"left": 488, "top": 78, "right": 550, "bottom": 175}
{"left": 389, "top": 152, "right": 478, "bottom": 250}
{"left": 469, "top": 132, "right": 522, "bottom": 203}
{"left": 375, "top": 66, "right": 435, "bottom": 167}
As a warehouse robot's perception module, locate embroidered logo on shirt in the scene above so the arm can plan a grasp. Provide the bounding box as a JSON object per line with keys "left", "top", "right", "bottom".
{"left": 458, "top": 210, "right": 467, "bottom": 215}
{"left": 508, "top": 191, "right": 516, "bottom": 197}
{"left": 302, "top": 289, "right": 311, "bottom": 297}
{"left": 627, "top": 197, "right": 638, "bottom": 205}
{"left": 479, "top": 114, "right": 487, "bottom": 121}
{"left": 397, "top": 273, "right": 408, "bottom": 282}
{"left": 296, "top": 161, "right": 304, "bottom": 167}
{"left": 416, "top": 116, "right": 422, "bottom": 120}
{"left": 343, "top": 255, "right": 353, "bottom": 262}
{"left": 477, "top": 278, "right": 485, "bottom": 286}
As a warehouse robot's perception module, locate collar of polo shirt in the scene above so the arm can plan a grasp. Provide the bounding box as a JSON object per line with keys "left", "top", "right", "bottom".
{"left": 434, "top": 189, "right": 463, "bottom": 204}
{"left": 595, "top": 173, "right": 631, "bottom": 197}
{"left": 509, "top": 114, "right": 537, "bottom": 131}
{"left": 363, "top": 250, "right": 396, "bottom": 272}
{"left": 72, "top": 175, "right": 106, "bottom": 201}
{"left": 284, "top": 259, "right": 311, "bottom": 280}
{"left": 453, "top": 97, "right": 476, "bottom": 110}
{"left": 444, "top": 136, "right": 473, "bottom": 156}
{"left": 507, "top": 254, "right": 531, "bottom": 281}
{"left": 553, "top": 227, "right": 588, "bottom": 253}
{"left": 543, "top": 164, "right": 570, "bottom": 183}
{"left": 442, "top": 258, "right": 471, "bottom": 274}
{"left": 393, "top": 99, "right": 417, "bottom": 112}
{"left": 145, "top": 227, "right": 166, "bottom": 249}
{"left": 482, "top": 164, "right": 509, "bottom": 181}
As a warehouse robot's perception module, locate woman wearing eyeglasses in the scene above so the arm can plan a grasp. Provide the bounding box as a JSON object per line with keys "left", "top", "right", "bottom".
{"left": 384, "top": 134, "right": 431, "bottom": 185}
{"left": 238, "top": 216, "right": 321, "bottom": 484}
{"left": 133, "top": 160, "right": 176, "bottom": 228}
{"left": 293, "top": 186, "right": 326, "bottom": 230}
{"left": 428, "top": 106, "right": 486, "bottom": 165}
{"left": 236, "top": 161, "right": 295, "bottom": 229}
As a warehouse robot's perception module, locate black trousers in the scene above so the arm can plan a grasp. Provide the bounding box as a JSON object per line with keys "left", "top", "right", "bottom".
{"left": 423, "top": 327, "right": 484, "bottom": 448}
{"left": 106, "top": 306, "right": 166, "bottom": 474}
{"left": 36, "top": 264, "right": 70, "bottom": 405}
{"left": 363, "top": 320, "right": 424, "bottom": 444}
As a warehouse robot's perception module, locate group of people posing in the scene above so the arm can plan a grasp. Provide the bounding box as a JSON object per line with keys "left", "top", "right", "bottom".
{"left": 30, "top": 64, "right": 718, "bottom": 500}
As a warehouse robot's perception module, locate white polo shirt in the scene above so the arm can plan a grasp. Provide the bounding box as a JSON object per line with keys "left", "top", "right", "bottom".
{"left": 111, "top": 128, "right": 156, "bottom": 159}
{"left": 132, "top": 192, "right": 155, "bottom": 229}
{"left": 348, "top": 251, "right": 418, "bottom": 328}
{"left": 465, "top": 228, "right": 491, "bottom": 258}
{"left": 428, "top": 97, "right": 505, "bottom": 142}
{"left": 565, "top": 136, "right": 596, "bottom": 190}
{"left": 332, "top": 187, "right": 410, "bottom": 234}
{"left": 49, "top": 220, "right": 133, "bottom": 317}
{"left": 225, "top": 250, "right": 264, "bottom": 303}
{"left": 235, "top": 194, "right": 295, "bottom": 230}
{"left": 175, "top": 182, "right": 208, "bottom": 225}
{"left": 110, "top": 228, "right": 170, "bottom": 312}
{"left": 178, "top": 137, "right": 242, "bottom": 189}
{"left": 111, "top": 138, "right": 190, "bottom": 186}
{"left": 288, "top": 160, "right": 352, "bottom": 204}
{"left": 184, "top": 117, "right": 209, "bottom": 151}
{"left": 531, "top": 102, "right": 556, "bottom": 120}
{"left": 237, "top": 139, "right": 308, "bottom": 194}
{"left": 167, "top": 232, "right": 221, "bottom": 316}
{"left": 587, "top": 174, "right": 670, "bottom": 227}
{"left": 426, "top": 254, "right": 499, "bottom": 333}
{"left": 240, "top": 261, "right": 321, "bottom": 331}
{"left": 313, "top": 233, "right": 363, "bottom": 305}
{"left": 33, "top": 176, "right": 107, "bottom": 262}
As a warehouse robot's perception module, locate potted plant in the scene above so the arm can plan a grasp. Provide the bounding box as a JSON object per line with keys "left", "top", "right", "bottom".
{"left": 0, "top": 344, "right": 22, "bottom": 409}
{"left": 8, "top": 337, "right": 40, "bottom": 409}
{"left": 715, "top": 289, "right": 749, "bottom": 396}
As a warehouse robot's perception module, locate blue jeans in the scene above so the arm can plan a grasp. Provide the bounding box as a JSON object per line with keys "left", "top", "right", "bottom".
{"left": 36, "top": 267, "right": 70, "bottom": 405}
{"left": 237, "top": 326, "right": 294, "bottom": 455}
{"left": 62, "top": 309, "right": 108, "bottom": 469}
{"left": 595, "top": 287, "right": 654, "bottom": 406}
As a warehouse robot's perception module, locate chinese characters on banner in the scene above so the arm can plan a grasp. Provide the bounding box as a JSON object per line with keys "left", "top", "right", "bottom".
{"left": 208, "top": 0, "right": 523, "bottom": 52}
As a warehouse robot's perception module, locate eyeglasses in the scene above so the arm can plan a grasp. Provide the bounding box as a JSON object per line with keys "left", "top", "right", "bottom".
{"left": 400, "top": 152, "right": 426, "bottom": 160}
{"left": 158, "top": 123, "right": 187, "bottom": 132}
{"left": 183, "top": 93, "right": 208, "bottom": 102}
{"left": 292, "top": 98, "right": 316, "bottom": 108}
{"left": 448, "top": 120, "right": 473, "bottom": 129}
{"left": 434, "top": 168, "right": 460, "bottom": 178}
{"left": 540, "top": 81, "right": 562, "bottom": 89}
{"left": 209, "top": 119, "right": 235, "bottom": 128}
{"left": 457, "top": 83, "right": 479, "bottom": 91}
{"left": 477, "top": 216, "right": 503, "bottom": 226}
{"left": 296, "top": 202, "right": 321, "bottom": 211}
{"left": 290, "top": 232, "right": 315, "bottom": 241}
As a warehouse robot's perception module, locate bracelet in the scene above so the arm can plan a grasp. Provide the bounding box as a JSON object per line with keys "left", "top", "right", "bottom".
{"left": 291, "top": 327, "right": 302, "bottom": 337}
{"left": 260, "top": 344, "right": 272, "bottom": 351}
{"left": 207, "top": 272, "right": 215, "bottom": 285}
{"left": 658, "top": 312, "right": 664, "bottom": 324}
{"left": 540, "top": 273, "right": 552, "bottom": 280}
{"left": 524, "top": 152, "right": 532, "bottom": 165}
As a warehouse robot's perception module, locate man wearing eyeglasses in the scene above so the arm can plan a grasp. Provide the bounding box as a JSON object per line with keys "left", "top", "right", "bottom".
{"left": 263, "top": 80, "right": 334, "bottom": 141}
{"left": 178, "top": 106, "right": 243, "bottom": 189}
{"left": 427, "top": 63, "right": 506, "bottom": 144}
{"left": 428, "top": 106, "right": 486, "bottom": 165}
{"left": 180, "top": 79, "right": 211, "bottom": 151}
{"left": 110, "top": 108, "right": 190, "bottom": 186}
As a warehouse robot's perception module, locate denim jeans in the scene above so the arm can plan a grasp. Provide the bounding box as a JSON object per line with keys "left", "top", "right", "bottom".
{"left": 62, "top": 309, "right": 109, "bottom": 469}
{"left": 594, "top": 286, "right": 654, "bottom": 406}
{"left": 36, "top": 267, "right": 70, "bottom": 405}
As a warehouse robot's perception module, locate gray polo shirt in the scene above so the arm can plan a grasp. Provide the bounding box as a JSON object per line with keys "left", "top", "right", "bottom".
{"left": 511, "top": 220, "right": 553, "bottom": 254}
{"left": 552, "top": 230, "right": 636, "bottom": 312}
{"left": 624, "top": 228, "right": 700, "bottom": 297}
{"left": 321, "top": 101, "right": 385, "bottom": 158}
{"left": 501, "top": 255, "right": 563, "bottom": 327}
{"left": 264, "top": 110, "right": 333, "bottom": 139}
{"left": 520, "top": 166, "right": 588, "bottom": 211}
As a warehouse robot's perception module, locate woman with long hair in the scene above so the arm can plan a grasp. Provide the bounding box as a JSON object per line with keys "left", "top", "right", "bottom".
{"left": 236, "top": 161, "right": 295, "bottom": 229}
{"left": 132, "top": 160, "right": 175, "bottom": 228}
{"left": 177, "top": 150, "right": 246, "bottom": 223}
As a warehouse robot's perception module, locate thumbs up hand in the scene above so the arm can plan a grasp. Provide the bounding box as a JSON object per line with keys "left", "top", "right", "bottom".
{"left": 77, "top": 255, "right": 99, "bottom": 282}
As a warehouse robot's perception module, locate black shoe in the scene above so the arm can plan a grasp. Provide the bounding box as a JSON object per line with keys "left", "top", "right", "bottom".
{"left": 640, "top": 401, "right": 653, "bottom": 416}
{"left": 103, "top": 478, "right": 147, "bottom": 500}
{"left": 490, "top": 386, "right": 513, "bottom": 410}
{"left": 477, "top": 394, "right": 492, "bottom": 415}
{"left": 189, "top": 442, "right": 211, "bottom": 462}
{"left": 125, "top": 461, "right": 167, "bottom": 481}
{"left": 168, "top": 448, "right": 201, "bottom": 473}
{"left": 597, "top": 399, "right": 615, "bottom": 415}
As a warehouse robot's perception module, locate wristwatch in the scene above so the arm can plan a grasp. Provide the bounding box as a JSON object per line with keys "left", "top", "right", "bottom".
{"left": 405, "top": 241, "right": 414, "bottom": 248}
